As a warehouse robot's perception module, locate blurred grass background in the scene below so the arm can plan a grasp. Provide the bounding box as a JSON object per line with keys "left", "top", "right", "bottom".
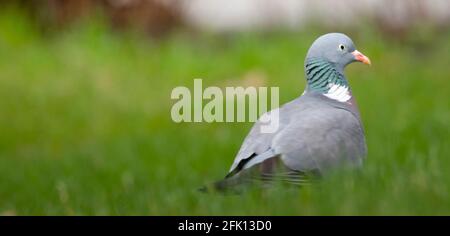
{"left": 0, "top": 2, "right": 449, "bottom": 215}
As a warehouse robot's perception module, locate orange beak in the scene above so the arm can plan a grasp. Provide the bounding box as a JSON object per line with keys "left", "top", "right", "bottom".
{"left": 352, "top": 50, "right": 371, "bottom": 65}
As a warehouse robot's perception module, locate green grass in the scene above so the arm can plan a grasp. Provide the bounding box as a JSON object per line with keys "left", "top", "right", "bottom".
{"left": 0, "top": 9, "right": 449, "bottom": 215}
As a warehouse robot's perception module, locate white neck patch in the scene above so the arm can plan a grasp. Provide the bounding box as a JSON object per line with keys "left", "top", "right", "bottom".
{"left": 324, "top": 84, "right": 351, "bottom": 102}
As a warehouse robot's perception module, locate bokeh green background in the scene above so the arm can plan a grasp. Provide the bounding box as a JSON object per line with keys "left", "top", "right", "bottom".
{"left": 0, "top": 6, "right": 449, "bottom": 215}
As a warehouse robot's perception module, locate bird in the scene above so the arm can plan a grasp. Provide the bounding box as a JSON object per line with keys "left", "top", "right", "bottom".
{"left": 206, "top": 33, "right": 371, "bottom": 192}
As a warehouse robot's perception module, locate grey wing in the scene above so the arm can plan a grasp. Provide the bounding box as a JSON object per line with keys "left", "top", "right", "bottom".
{"left": 228, "top": 109, "right": 281, "bottom": 174}
{"left": 227, "top": 95, "right": 327, "bottom": 176}
{"left": 272, "top": 106, "right": 367, "bottom": 174}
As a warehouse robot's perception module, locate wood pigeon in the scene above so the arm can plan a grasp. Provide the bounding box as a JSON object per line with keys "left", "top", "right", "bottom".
{"left": 211, "top": 33, "right": 371, "bottom": 191}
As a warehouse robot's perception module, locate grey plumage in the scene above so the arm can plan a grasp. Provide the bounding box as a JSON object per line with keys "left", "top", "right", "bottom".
{"left": 210, "top": 33, "right": 370, "bottom": 191}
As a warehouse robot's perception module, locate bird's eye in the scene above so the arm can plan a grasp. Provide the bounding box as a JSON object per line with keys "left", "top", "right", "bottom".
{"left": 339, "top": 44, "right": 345, "bottom": 51}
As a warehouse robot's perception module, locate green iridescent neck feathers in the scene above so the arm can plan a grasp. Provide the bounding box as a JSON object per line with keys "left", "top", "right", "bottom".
{"left": 305, "top": 58, "right": 348, "bottom": 93}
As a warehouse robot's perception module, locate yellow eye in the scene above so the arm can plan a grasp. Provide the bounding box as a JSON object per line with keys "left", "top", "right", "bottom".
{"left": 339, "top": 44, "right": 345, "bottom": 51}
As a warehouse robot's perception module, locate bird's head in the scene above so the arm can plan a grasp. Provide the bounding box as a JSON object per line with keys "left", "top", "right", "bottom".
{"left": 305, "top": 33, "right": 371, "bottom": 72}
{"left": 303, "top": 33, "right": 371, "bottom": 101}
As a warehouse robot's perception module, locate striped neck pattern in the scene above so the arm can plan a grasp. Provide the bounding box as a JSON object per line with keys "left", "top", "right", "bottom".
{"left": 305, "top": 58, "right": 348, "bottom": 92}
{"left": 304, "top": 58, "right": 352, "bottom": 102}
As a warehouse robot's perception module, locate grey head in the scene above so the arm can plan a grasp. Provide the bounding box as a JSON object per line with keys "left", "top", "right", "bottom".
{"left": 304, "top": 33, "right": 370, "bottom": 95}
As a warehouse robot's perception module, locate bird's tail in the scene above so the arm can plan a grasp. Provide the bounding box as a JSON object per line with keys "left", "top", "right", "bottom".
{"left": 198, "top": 158, "right": 323, "bottom": 193}
{"left": 199, "top": 169, "right": 321, "bottom": 193}
{"left": 198, "top": 174, "right": 247, "bottom": 194}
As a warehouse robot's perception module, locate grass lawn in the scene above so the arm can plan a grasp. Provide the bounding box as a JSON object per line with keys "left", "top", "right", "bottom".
{"left": 0, "top": 10, "right": 449, "bottom": 215}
